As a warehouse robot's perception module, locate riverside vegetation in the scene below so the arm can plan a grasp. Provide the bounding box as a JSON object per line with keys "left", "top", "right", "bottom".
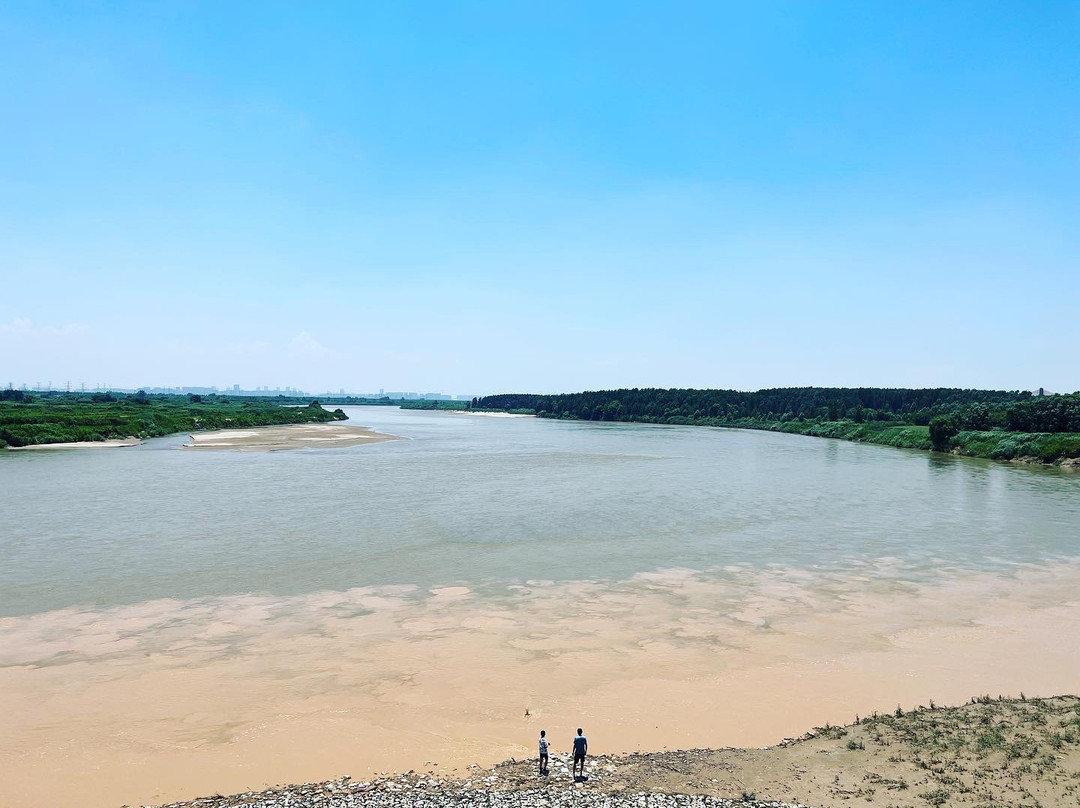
{"left": 154, "top": 696, "right": 1080, "bottom": 808}
{"left": 0, "top": 390, "right": 347, "bottom": 448}
{"left": 473, "top": 388, "right": 1080, "bottom": 465}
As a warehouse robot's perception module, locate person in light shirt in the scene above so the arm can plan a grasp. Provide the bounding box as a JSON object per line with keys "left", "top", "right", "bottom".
{"left": 538, "top": 729, "right": 549, "bottom": 775}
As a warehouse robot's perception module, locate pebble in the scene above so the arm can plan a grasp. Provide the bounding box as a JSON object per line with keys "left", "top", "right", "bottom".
{"left": 150, "top": 751, "right": 812, "bottom": 808}
{"left": 151, "top": 773, "right": 811, "bottom": 808}
{"left": 153, "top": 786, "right": 809, "bottom": 808}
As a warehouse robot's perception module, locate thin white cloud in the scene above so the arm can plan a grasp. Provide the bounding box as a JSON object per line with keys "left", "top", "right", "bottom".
{"left": 287, "top": 331, "right": 331, "bottom": 359}
{"left": 0, "top": 317, "right": 86, "bottom": 338}
{"left": 227, "top": 339, "right": 273, "bottom": 357}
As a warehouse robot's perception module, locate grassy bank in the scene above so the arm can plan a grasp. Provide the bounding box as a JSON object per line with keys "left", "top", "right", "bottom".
{"left": 0, "top": 393, "right": 347, "bottom": 448}
{"left": 746, "top": 418, "right": 1080, "bottom": 464}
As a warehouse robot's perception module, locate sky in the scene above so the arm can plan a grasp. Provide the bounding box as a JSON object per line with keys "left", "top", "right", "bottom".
{"left": 1, "top": 2, "right": 1077, "bottom": 395}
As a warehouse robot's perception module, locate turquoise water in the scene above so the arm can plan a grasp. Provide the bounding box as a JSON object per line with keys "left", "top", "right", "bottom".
{"left": 1, "top": 406, "right": 1078, "bottom": 617}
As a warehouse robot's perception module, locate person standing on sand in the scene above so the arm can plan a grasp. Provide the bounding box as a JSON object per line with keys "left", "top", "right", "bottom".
{"left": 572, "top": 728, "right": 587, "bottom": 779}
{"left": 538, "top": 729, "right": 549, "bottom": 775}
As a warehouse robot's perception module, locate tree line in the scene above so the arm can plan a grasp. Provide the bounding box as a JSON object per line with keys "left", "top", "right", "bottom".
{"left": 474, "top": 388, "right": 1080, "bottom": 436}
{"left": 470, "top": 387, "right": 1080, "bottom": 462}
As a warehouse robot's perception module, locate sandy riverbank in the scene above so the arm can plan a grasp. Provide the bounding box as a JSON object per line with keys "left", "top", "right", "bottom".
{"left": 152, "top": 696, "right": 1080, "bottom": 808}
{"left": 182, "top": 423, "right": 398, "bottom": 451}
{"left": 3, "top": 561, "right": 1080, "bottom": 807}
{"left": 6, "top": 437, "right": 141, "bottom": 450}
{"left": 452, "top": 411, "right": 536, "bottom": 418}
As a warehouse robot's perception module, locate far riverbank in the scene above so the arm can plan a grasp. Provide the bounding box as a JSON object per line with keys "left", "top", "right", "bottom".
{"left": 473, "top": 389, "right": 1080, "bottom": 466}
{"left": 0, "top": 393, "right": 349, "bottom": 449}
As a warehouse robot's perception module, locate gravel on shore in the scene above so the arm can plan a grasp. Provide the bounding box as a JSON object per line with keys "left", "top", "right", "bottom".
{"left": 151, "top": 752, "right": 810, "bottom": 808}
{"left": 153, "top": 785, "right": 805, "bottom": 808}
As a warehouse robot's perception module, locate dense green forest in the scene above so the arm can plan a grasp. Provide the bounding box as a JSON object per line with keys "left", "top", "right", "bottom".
{"left": 473, "top": 388, "right": 1080, "bottom": 464}
{"left": 293, "top": 396, "right": 469, "bottom": 410}
{"left": 0, "top": 391, "right": 347, "bottom": 448}
{"left": 399, "top": 400, "right": 470, "bottom": 411}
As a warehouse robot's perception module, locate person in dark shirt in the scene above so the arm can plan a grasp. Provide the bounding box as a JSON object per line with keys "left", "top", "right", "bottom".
{"left": 572, "top": 728, "right": 587, "bottom": 779}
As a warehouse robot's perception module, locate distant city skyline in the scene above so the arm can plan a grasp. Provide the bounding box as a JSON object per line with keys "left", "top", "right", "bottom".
{"left": 4, "top": 380, "right": 480, "bottom": 401}
{"left": 2, "top": 3, "right": 1077, "bottom": 393}
{"left": 6, "top": 379, "right": 1063, "bottom": 403}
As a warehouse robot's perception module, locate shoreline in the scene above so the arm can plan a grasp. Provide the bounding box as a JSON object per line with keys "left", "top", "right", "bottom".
{"left": 151, "top": 696, "right": 1080, "bottom": 808}
{"left": 473, "top": 390, "right": 1080, "bottom": 466}
{"left": 451, "top": 411, "right": 536, "bottom": 418}
{"left": 530, "top": 415, "right": 1080, "bottom": 468}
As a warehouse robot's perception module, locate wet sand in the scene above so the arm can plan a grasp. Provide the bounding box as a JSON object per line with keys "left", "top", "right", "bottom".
{"left": 2, "top": 561, "right": 1080, "bottom": 808}
{"left": 182, "top": 423, "right": 398, "bottom": 451}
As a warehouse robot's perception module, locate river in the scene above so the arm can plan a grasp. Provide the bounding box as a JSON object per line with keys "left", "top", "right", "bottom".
{"left": 2, "top": 406, "right": 1078, "bottom": 807}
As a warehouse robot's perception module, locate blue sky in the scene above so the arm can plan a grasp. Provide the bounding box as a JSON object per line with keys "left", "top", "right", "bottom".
{"left": 1, "top": 1, "right": 1077, "bottom": 395}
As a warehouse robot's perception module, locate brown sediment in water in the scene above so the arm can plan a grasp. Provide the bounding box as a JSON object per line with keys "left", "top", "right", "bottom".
{"left": 2, "top": 562, "right": 1080, "bottom": 808}
{"left": 182, "top": 423, "right": 398, "bottom": 451}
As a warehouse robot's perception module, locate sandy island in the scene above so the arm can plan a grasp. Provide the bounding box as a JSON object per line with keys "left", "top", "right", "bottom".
{"left": 7, "top": 437, "right": 141, "bottom": 450}
{"left": 182, "top": 423, "right": 398, "bottom": 451}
